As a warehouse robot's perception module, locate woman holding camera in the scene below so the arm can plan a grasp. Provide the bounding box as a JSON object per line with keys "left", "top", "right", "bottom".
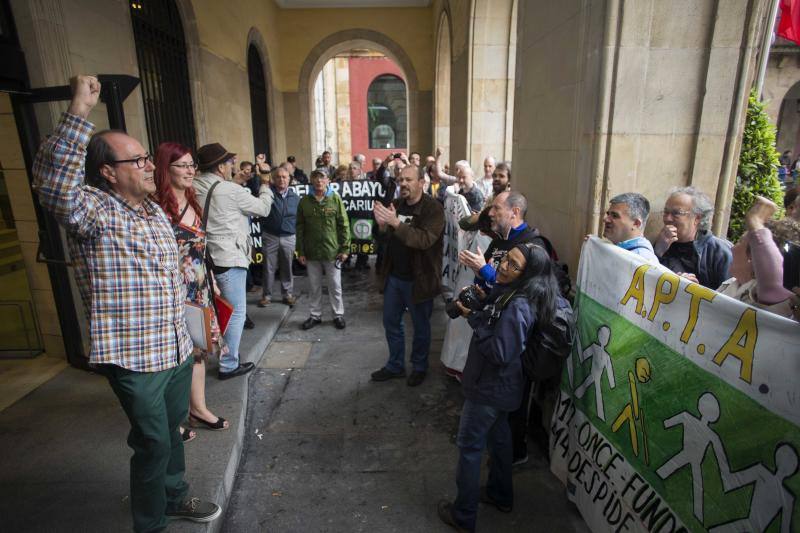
{"left": 438, "top": 243, "right": 562, "bottom": 532}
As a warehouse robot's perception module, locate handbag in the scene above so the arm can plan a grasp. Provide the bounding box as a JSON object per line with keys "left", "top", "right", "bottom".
{"left": 185, "top": 180, "right": 233, "bottom": 349}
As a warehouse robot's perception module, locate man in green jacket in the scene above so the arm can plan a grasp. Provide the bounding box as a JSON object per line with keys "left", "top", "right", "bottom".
{"left": 296, "top": 168, "right": 351, "bottom": 329}
{"left": 372, "top": 165, "right": 445, "bottom": 386}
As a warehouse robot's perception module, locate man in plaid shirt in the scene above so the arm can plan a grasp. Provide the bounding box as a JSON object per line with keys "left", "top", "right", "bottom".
{"left": 32, "top": 75, "right": 220, "bottom": 531}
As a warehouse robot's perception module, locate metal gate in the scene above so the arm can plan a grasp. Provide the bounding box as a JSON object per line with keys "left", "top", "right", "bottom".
{"left": 129, "top": 0, "right": 196, "bottom": 151}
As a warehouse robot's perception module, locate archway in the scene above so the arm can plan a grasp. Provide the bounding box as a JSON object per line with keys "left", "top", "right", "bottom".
{"left": 435, "top": 10, "right": 452, "bottom": 163}
{"left": 777, "top": 79, "right": 800, "bottom": 157}
{"left": 298, "top": 29, "right": 420, "bottom": 170}
{"left": 247, "top": 28, "right": 277, "bottom": 164}
{"left": 248, "top": 45, "right": 270, "bottom": 162}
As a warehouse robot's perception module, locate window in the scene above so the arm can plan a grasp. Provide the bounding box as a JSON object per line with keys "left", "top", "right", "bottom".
{"left": 129, "top": 0, "right": 196, "bottom": 151}
{"left": 367, "top": 75, "right": 407, "bottom": 149}
{"left": 248, "top": 45, "right": 270, "bottom": 163}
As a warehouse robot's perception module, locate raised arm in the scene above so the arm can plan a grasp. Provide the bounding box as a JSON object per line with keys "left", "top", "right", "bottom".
{"left": 236, "top": 180, "right": 274, "bottom": 218}
{"left": 32, "top": 75, "right": 108, "bottom": 239}
{"left": 433, "top": 147, "right": 457, "bottom": 186}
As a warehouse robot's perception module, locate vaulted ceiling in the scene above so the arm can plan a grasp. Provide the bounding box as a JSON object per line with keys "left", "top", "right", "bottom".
{"left": 275, "top": 0, "right": 430, "bottom": 7}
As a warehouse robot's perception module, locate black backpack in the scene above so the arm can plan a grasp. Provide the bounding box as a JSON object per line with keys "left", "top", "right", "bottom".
{"left": 534, "top": 236, "right": 572, "bottom": 299}
{"left": 498, "top": 292, "right": 575, "bottom": 381}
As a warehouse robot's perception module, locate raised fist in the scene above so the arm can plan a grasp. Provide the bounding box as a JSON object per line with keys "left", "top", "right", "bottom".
{"left": 67, "top": 75, "right": 101, "bottom": 119}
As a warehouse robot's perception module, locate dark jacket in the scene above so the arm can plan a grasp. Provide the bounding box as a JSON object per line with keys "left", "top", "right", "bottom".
{"left": 377, "top": 194, "right": 445, "bottom": 303}
{"left": 462, "top": 285, "right": 533, "bottom": 412}
{"left": 658, "top": 230, "right": 732, "bottom": 290}
{"left": 262, "top": 186, "right": 300, "bottom": 236}
{"left": 291, "top": 167, "right": 308, "bottom": 185}
{"left": 460, "top": 186, "right": 484, "bottom": 213}
{"left": 372, "top": 164, "right": 396, "bottom": 206}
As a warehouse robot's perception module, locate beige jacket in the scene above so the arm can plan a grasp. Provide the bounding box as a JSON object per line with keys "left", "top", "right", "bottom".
{"left": 194, "top": 172, "right": 274, "bottom": 269}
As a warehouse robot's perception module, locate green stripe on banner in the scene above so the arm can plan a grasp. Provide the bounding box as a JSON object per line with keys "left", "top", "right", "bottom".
{"left": 564, "top": 291, "right": 800, "bottom": 532}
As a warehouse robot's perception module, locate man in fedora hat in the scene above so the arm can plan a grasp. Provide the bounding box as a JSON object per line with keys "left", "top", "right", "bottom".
{"left": 194, "top": 143, "right": 274, "bottom": 380}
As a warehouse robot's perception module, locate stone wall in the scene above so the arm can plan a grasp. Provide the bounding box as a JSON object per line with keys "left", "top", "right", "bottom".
{"left": 512, "top": 0, "right": 770, "bottom": 274}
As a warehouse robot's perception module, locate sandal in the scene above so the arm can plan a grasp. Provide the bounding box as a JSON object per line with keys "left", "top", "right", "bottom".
{"left": 189, "top": 413, "right": 228, "bottom": 431}
{"left": 180, "top": 427, "right": 196, "bottom": 443}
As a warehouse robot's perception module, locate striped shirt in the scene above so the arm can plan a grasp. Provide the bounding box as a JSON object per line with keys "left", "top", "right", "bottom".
{"left": 32, "top": 112, "right": 192, "bottom": 372}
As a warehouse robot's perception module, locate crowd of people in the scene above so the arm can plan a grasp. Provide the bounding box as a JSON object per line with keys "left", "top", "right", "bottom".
{"left": 31, "top": 75, "right": 800, "bottom": 533}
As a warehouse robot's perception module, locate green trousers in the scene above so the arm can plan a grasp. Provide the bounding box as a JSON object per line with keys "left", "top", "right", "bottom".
{"left": 106, "top": 358, "right": 192, "bottom": 533}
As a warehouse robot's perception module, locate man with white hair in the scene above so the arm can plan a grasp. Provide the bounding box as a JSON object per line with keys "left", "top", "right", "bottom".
{"left": 654, "top": 186, "right": 732, "bottom": 288}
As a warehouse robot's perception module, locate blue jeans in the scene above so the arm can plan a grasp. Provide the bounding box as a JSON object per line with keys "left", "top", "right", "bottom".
{"left": 382, "top": 275, "right": 433, "bottom": 373}
{"left": 452, "top": 399, "right": 513, "bottom": 531}
{"left": 215, "top": 267, "right": 247, "bottom": 372}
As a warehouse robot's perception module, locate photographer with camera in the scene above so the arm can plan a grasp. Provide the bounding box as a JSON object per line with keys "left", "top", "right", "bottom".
{"left": 438, "top": 243, "right": 562, "bottom": 533}
{"left": 371, "top": 164, "right": 444, "bottom": 387}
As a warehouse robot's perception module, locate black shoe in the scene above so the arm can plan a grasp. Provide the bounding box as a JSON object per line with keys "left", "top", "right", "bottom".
{"left": 437, "top": 500, "right": 472, "bottom": 532}
{"left": 302, "top": 316, "right": 322, "bottom": 330}
{"left": 333, "top": 316, "right": 346, "bottom": 329}
{"left": 218, "top": 362, "right": 255, "bottom": 380}
{"left": 371, "top": 367, "right": 405, "bottom": 382}
{"left": 166, "top": 497, "right": 222, "bottom": 523}
{"left": 407, "top": 370, "right": 426, "bottom": 387}
{"left": 480, "top": 486, "right": 512, "bottom": 513}
{"left": 244, "top": 315, "right": 255, "bottom": 329}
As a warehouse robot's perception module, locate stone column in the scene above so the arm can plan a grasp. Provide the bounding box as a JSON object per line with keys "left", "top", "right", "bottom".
{"left": 512, "top": 0, "right": 771, "bottom": 271}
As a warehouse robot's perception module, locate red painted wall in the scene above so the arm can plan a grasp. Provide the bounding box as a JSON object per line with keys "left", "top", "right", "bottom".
{"left": 348, "top": 56, "right": 407, "bottom": 165}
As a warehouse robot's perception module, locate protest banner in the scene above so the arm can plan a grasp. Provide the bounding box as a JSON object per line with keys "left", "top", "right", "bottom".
{"left": 249, "top": 181, "right": 385, "bottom": 264}
{"left": 551, "top": 237, "right": 800, "bottom": 533}
{"left": 440, "top": 191, "right": 491, "bottom": 374}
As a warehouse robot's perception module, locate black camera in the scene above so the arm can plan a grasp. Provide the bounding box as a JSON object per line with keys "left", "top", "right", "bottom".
{"left": 445, "top": 285, "right": 483, "bottom": 319}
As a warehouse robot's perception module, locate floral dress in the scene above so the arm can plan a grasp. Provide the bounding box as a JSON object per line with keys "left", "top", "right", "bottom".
{"left": 174, "top": 215, "right": 229, "bottom": 361}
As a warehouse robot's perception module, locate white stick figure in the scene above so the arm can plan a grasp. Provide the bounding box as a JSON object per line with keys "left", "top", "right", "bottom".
{"left": 709, "top": 443, "right": 797, "bottom": 533}
{"left": 574, "top": 325, "right": 616, "bottom": 420}
{"left": 656, "top": 392, "right": 729, "bottom": 523}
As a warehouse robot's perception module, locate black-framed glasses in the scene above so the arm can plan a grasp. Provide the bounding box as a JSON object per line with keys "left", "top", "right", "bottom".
{"left": 500, "top": 256, "right": 523, "bottom": 273}
{"left": 112, "top": 154, "right": 153, "bottom": 169}
{"left": 170, "top": 162, "right": 198, "bottom": 170}
{"left": 663, "top": 208, "right": 692, "bottom": 218}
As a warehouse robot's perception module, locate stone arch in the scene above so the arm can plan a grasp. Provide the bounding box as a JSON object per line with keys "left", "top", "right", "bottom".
{"left": 247, "top": 27, "right": 278, "bottom": 162}
{"left": 173, "top": 0, "right": 208, "bottom": 146}
{"left": 298, "top": 29, "right": 420, "bottom": 169}
{"left": 776, "top": 78, "right": 800, "bottom": 156}
{"left": 367, "top": 73, "right": 408, "bottom": 150}
{"left": 435, "top": 9, "right": 453, "bottom": 163}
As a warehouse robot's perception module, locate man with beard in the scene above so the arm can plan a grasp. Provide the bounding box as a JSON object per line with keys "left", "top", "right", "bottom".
{"left": 371, "top": 165, "right": 444, "bottom": 387}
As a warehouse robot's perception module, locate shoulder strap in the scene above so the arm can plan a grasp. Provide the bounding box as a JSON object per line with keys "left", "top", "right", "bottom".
{"left": 201, "top": 180, "right": 222, "bottom": 232}
{"left": 177, "top": 201, "right": 191, "bottom": 225}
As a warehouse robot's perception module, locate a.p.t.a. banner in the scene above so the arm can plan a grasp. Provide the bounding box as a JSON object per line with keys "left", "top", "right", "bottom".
{"left": 440, "top": 191, "right": 491, "bottom": 374}
{"left": 249, "top": 180, "right": 385, "bottom": 263}
{"left": 551, "top": 237, "right": 800, "bottom": 533}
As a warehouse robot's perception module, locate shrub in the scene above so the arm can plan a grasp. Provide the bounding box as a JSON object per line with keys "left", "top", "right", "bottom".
{"left": 728, "top": 90, "right": 784, "bottom": 242}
